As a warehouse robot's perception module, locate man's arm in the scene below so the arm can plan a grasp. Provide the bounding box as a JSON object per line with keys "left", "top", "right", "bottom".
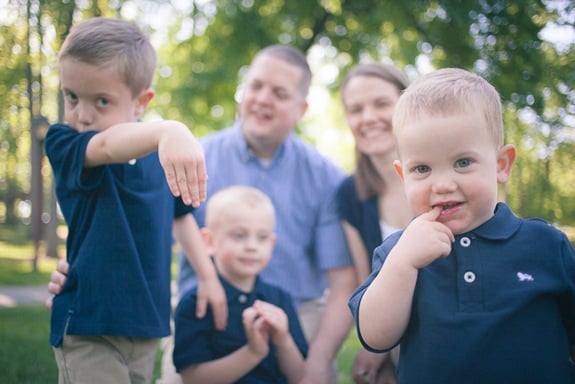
{"left": 172, "top": 214, "right": 227, "bottom": 330}
{"left": 300, "top": 265, "right": 357, "bottom": 384}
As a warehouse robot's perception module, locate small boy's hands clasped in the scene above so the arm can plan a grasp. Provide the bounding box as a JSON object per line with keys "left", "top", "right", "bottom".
{"left": 392, "top": 207, "right": 454, "bottom": 270}
{"left": 157, "top": 121, "right": 208, "bottom": 207}
{"left": 242, "top": 300, "right": 290, "bottom": 358}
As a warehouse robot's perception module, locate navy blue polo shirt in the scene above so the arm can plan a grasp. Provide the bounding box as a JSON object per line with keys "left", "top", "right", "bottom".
{"left": 46, "top": 123, "right": 192, "bottom": 347}
{"left": 174, "top": 275, "right": 308, "bottom": 383}
{"left": 349, "top": 203, "right": 575, "bottom": 383}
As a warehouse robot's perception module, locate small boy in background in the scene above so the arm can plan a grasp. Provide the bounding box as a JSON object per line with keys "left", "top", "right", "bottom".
{"left": 46, "top": 17, "right": 226, "bottom": 384}
{"left": 174, "top": 186, "right": 308, "bottom": 384}
{"left": 349, "top": 68, "right": 575, "bottom": 383}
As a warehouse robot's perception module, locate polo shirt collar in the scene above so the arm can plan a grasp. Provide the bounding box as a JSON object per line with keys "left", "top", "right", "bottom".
{"left": 232, "top": 119, "right": 287, "bottom": 165}
{"left": 461, "top": 202, "right": 521, "bottom": 241}
{"left": 219, "top": 274, "right": 266, "bottom": 303}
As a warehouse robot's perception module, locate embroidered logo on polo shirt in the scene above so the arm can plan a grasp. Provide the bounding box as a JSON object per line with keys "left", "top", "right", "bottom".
{"left": 517, "top": 272, "right": 534, "bottom": 282}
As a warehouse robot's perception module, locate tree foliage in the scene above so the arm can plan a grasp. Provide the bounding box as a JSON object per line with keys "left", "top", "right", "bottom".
{"left": 1, "top": 0, "right": 574, "bottom": 232}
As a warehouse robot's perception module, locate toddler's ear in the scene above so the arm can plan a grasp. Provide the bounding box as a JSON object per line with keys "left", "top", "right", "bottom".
{"left": 496, "top": 144, "right": 516, "bottom": 184}
{"left": 135, "top": 88, "right": 155, "bottom": 117}
{"left": 393, "top": 159, "right": 405, "bottom": 181}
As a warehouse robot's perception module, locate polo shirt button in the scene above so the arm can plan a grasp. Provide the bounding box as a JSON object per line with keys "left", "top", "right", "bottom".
{"left": 464, "top": 271, "right": 476, "bottom": 283}
{"left": 238, "top": 294, "right": 247, "bottom": 304}
{"left": 460, "top": 237, "right": 471, "bottom": 247}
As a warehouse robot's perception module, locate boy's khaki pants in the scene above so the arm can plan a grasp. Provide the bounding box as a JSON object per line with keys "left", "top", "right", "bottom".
{"left": 54, "top": 334, "right": 159, "bottom": 384}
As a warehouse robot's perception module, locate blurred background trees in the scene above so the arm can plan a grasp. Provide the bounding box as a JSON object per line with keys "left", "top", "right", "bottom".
{"left": 1, "top": 0, "right": 574, "bottom": 260}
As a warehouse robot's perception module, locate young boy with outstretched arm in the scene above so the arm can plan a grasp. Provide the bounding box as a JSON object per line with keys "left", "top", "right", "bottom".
{"left": 174, "top": 186, "right": 308, "bottom": 384}
{"left": 349, "top": 68, "right": 575, "bottom": 383}
{"left": 46, "top": 17, "right": 226, "bottom": 384}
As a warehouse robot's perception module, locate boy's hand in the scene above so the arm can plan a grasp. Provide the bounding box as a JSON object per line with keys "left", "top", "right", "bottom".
{"left": 392, "top": 207, "right": 454, "bottom": 270}
{"left": 45, "top": 259, "right": 70, "bottom": 310}
{"left": 47, "top": 259, "right": 69, "bottom": 295}
{"left": 242, "top": 306, "right": 270, "bottom": 358}
{"left": 351, "top": 349, "right": 389, "bottom": 384}
{"left": 158, "top": 122, "right": 208, "bottom": 207}
{"left": 252, "top": 300, "right": 290, "bottom": 347}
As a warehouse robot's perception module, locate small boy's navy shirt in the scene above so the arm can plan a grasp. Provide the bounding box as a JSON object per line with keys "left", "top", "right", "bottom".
{"left": 174, "top": 275, "right": 308, "bottom": 383}
{"left": 349, "top": 203, "right": 575, "bottom": 383}
{"left": 46, "top": 123, "right": 192, "bottom": 347}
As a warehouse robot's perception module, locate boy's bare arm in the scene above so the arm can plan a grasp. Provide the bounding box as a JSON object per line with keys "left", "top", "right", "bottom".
{"left": 85, "top": 120, "right": 207, "bottom": 207}
{"left": 173, "top": 215, "right": 228, "bottom": 330}
{"left": 359, "top": 208, "right": 453, "bottom": 350}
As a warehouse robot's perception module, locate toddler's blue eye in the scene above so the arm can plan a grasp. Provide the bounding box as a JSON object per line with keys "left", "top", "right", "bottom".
{"left": 414, "top": 165, "right": 430, "bottom": 174}
{"left": 456, "top": 158, "right": 471, "bottom": 168}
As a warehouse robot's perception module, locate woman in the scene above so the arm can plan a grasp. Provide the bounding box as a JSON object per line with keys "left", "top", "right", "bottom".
{"left": 337, "top": 63, "right": 413, "bottom": 384}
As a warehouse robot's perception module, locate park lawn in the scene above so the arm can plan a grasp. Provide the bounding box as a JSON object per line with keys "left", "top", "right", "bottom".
{"left": 0, "top": 305, "right": 57, "bottom": 383}
{"left": 0, "top": 224, "right": 59, "bottom": 286}
{"left": 0, "top": 257, "right": 56, "bottom": 286}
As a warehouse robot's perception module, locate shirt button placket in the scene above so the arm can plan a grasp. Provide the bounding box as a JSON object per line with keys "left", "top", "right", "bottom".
{"left": 460, "top": 236, "right": 475, "bottom": 284}
{"left": 457, "top": 235, "right": 484, "bottom": 311}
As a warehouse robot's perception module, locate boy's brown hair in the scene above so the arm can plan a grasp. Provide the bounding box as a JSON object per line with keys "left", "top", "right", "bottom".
{"left": 59, "top": 17, "right": 156, "bottom": 97}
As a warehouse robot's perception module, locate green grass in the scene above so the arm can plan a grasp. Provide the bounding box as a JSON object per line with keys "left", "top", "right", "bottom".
{"left": 0, "top": 257, "right": 57, "bottom": 286}
{"left": 0, "top": 305, "right": 58, "bottom": 383}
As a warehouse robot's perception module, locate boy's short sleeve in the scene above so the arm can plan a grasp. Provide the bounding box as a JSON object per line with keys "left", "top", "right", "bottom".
{"left": 173, "top": 290, "right": 215, "bottom": 372}
{"left": 173, "top": 196, "right": 195, "bottom": 219}
{"left": 45, "top": 124, "right": 102, "bottom": 191}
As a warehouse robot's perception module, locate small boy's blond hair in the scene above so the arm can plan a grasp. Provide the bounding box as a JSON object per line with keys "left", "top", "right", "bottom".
{"left": 59, "top": 17, "right": 156, "bottom": 97}
{"left": 393, "top": 68, "right": 504, "bottom": 147}
{"left": 205, "top": 186, "right": 275, "bottom": 230}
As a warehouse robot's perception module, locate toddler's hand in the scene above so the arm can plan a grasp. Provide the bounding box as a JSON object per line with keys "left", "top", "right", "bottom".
{"left": 392, "top": 207, "right": 454, "bottom": 270}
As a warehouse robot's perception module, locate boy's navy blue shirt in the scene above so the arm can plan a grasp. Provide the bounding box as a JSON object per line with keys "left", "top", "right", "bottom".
{"left": 174, "top": 275, "right": 308, "bottom": 383}
{"left": 46, "top": 123, "right": 192, "bottom": 347}
{"left": 349, "top": 203, "right": 575, "bottom": 383}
